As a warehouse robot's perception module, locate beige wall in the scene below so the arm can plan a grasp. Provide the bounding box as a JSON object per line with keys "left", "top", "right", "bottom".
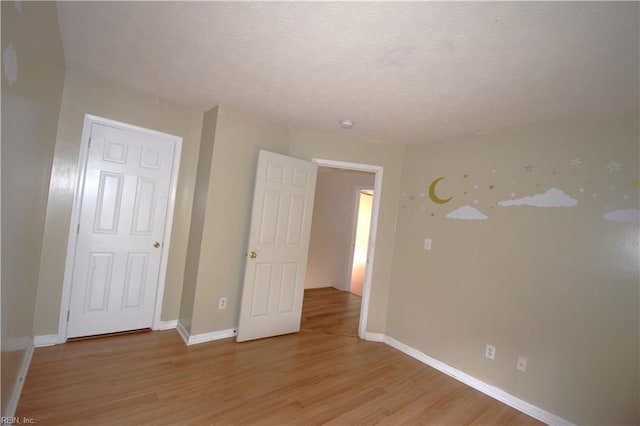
{"left": 33, "top": 69, "right": 203, "bottom": 336}
{"left": 305, "top": 168, "right": 374, "bottom": 290}
{"left": 182, "top": 110, "right": 404, "bottom": 337}
{"left": 289, "top": 131, "right": 405, "bottom": 334}
{"left": 179, "top": 107, "right": 218, "bottom": 334}
{"left": 188, "top": 106, "right": 290, "bottom": 335}
{"left": 1, "top": 1, "right": 66, "bottom": 413}
{"left": 386, "top": 116, "right": 639, "bottom": 424}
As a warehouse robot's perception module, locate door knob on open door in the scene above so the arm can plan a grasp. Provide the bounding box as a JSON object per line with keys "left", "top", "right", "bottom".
{"left": 248, "top": 251, "right": 257, "bottom": 259}
{"left": 153, "top": 242, "right": 160, "bottom": 248}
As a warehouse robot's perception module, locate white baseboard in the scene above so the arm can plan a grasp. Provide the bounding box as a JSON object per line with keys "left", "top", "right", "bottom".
{"left": 364, "top": 332, "right": 385, "bottom": 342}
{"left": 176, "top": 321, "right": 237, "bottom": 346}
{"left": 3, "top": 340, "right": 34, "bottom": 419}
{"left": 176, "top": 320, "right": 190, "bottom": 345}
{"left": 34, "top": 334, "right": 59, "bottom": 347}
{"left": 186, "top": 328, "right": 237, "bottom": 345}
{"left": 383, "top": 335, "right": 573, "bottom": 426}
{"left": 153, "top": 320, "right": 177, "bottom": 331}
{"left": 35, "top": 321, "right": 178, "bottom": 347}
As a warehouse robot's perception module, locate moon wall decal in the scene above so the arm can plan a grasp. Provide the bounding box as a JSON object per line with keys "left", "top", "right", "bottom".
{"left": 428, "top": 177, "right": 453, "bottom": 204}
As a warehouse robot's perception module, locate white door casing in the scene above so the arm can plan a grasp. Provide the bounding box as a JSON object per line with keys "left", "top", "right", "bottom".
{"left": 236, "top": 150, "right": 318, "bottom": 342}
{"left": 63, "top": 117, "right": 180, "bottom": 339}
{"left": 311, "top": 158, "right": 383, "bottom": 340}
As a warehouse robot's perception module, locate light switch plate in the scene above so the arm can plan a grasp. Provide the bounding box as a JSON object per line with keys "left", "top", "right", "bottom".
{"left": 424, "top": 238, "right": 432, "bottom": 250}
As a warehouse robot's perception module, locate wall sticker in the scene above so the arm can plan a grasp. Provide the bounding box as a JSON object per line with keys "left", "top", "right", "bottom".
{"left": 402, "top": 151, "right": 638, "bottom": 224}
{"left": 602, "top": 208, "right": 640, "bottom": 223}
{"left": 428, "top": 177, "right": 453, "bottom": 204}
{"left": 446, "top": 205, "right": 488, "bottom": 221}
{"left": 605, "top": 161, "right": 621, "bottom": 173}
{"left": 498, "top": 188, "right": 577, "bottom": 208}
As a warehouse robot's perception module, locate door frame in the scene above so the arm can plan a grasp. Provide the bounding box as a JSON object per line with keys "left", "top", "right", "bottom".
{"left": 311, "top": 158, "right": 382, "bottom": 340}
{"left": 345, "top": 185, "right": 374, "bottom": 294}
{"left": 56, "top": 114, "right": 182, "bottom": 343}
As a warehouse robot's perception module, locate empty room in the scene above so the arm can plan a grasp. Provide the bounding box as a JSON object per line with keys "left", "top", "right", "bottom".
{"left": 2, "top": 2, "right": 638, "bottom": 425}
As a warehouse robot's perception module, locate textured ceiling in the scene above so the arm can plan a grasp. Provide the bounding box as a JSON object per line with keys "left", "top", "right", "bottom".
{"left": 57, "top": 2, "right": 638, "bottom": 145}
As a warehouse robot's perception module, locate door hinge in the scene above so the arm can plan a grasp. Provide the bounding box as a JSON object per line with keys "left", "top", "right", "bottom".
{"left": 88, "top": 137, "right": 92, "bottom": 148}
{"left": 67, "top": 310, "right": 70, "bottom": 322}
{"left": 77, "top": 223, "right": 80, "bottom": 235}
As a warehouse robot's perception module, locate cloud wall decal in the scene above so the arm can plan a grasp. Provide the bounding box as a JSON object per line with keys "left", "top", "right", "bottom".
{"left": 498, "top": 188, "right": 577, "bottom": 208}
{"left": 602, "top": 208, "right": 640, "bottom": 222}
{"left": 446, "top": 205, "right": 488, "bottom": 220}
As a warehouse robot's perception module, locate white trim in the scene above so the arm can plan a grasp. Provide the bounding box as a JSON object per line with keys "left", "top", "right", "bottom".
{"left": 152, "top": 320, "right": 177, "bottom": 331}
{"left": 57, "top": 114, "right": 183, "bottom": 343}
{"left": 176, "top": 320, "right": 190, "bottom": 345}
{"left": 383, "top": 335, "right": 573, "bottom": 426}
{"left": 4, "top": 340, "right": 34, "bottom": 420}
{"left": 311, "top": 158, "right": 383, "bottom": 341}
{"left": 364, "top": 332, "right": 385, "bottom": 342}
{"left": 186, "top": 328, "right": 237, "bottom": 345}
{"left": 176, "top": 321, "right": 237, "bottom": 346}
{"left": 34, "top": 334, "right": 59, "bottom": 347}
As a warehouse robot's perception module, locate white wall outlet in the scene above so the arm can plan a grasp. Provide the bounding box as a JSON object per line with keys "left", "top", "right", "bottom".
{"left": 517, "top": 356, "right": 527, "bottom": 372}
{"left": 218, "top": 297, "right": 227, "bottom": 310}
{"left": 424, "top": 238, "right": 432, "bottom": 250}
{"left": 485, "top": 344, "right": 496, "bottom": 360}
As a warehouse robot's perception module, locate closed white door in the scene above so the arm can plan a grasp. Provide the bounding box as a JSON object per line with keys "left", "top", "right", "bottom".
{"left": 67, "top": 123, "right": 175, "bottom": 338}
{"left": 236, "top": 150, "right": 318, "bottom": 342}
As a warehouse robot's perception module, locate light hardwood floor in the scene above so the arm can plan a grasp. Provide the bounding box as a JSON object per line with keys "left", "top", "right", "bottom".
{"left": 301, "top": 287, "right": 361, "bottom": 337}
{"left": 17, "top": 293, "right": 542, "bottom": 425}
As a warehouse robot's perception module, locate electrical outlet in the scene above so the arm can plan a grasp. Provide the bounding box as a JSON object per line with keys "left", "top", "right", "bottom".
{"left": 485, "top": 344, "right": 496, "bottom": 360}
{"left": 218, "top": 297, "right": 227, "bottom": 310}
{"left": 517, "top": 356, "right": 527, "bottom": 372}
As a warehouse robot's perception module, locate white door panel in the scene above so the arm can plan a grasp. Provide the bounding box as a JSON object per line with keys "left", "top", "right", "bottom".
{"left": 67, "top": 123, "right": 175, "bottom": 338}
{"left": 237, "top": 150, "right": 317, "bottom": 342}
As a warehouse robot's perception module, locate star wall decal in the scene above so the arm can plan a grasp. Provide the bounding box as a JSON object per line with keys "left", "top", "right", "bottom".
{"left": 605, "top": 161, "right": 621, "bottom": 173}
{"left": 571, "top": 158, "right": 581, "bottom": 167}
{"left": 525, "top": 164, "right": 534, "bottom": 172}
{"left": 631, "top": 180, "right": 640, "bottom": 189}
{"left": 488, "top": 184, "right": 495, "bottom": 190}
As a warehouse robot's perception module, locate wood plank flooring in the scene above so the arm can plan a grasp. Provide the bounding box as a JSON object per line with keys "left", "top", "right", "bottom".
{"left": 17, "top": 291, "right": 542, "bottom": 425}
{"left": 301, "top": 287, "right": 361, "bottom": 337}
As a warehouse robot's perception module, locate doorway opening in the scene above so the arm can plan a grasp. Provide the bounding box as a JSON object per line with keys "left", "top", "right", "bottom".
{"left": 301, "top": 159, "right": 382, "bottom": 339}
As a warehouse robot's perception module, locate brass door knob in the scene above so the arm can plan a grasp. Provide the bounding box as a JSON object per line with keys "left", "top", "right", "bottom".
{"left": 153, "top": 242, "right": 160, "bottom": 248}
{"left": 248, "top": 251, "right": 257, "bottom": 259}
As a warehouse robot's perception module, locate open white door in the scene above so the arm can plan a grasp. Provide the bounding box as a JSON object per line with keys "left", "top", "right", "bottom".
{"left": 236, "top": 150, "right": 318, "bottom": 342}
